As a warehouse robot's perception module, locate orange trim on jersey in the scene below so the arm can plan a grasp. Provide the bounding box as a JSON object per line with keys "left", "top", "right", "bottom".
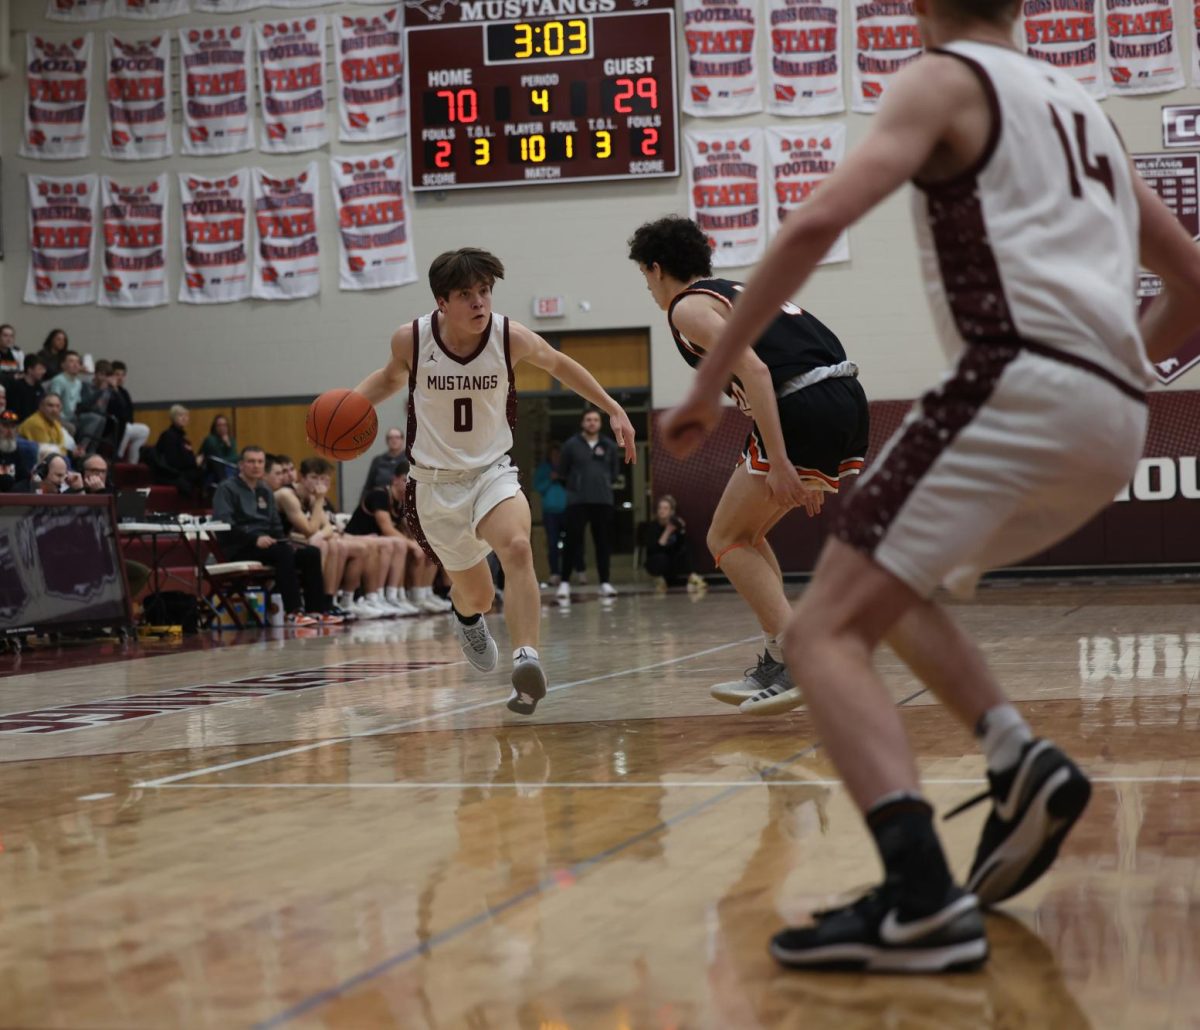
{"left": 746, "top": 433, "right": 771, "bottom": 472}
{"left": 713, "top": 541, "right": 750, "bottom": 569}
{"left": 682, "top": 287, "right": 734, "bottom": 310}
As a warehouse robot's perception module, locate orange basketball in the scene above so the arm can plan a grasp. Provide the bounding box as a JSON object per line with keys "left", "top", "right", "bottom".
{"left": 306, "top": 389, "right": 378, "bottom": 461}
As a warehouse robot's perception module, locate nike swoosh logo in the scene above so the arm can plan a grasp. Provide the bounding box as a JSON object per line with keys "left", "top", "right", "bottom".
{"left": 879, "top": 895, "right": 977, "bottom": 945}
{"left": 995, "top": 740, "right": 1054, "bottom": 822}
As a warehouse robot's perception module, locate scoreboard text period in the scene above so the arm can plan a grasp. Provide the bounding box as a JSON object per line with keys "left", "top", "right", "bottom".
{"left": 404, "top": 0, "right": 679, "bottom": 191}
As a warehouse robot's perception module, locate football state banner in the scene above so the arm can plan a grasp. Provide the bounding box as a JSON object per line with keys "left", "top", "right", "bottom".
{"left": 686, "top": 128, "right": 766, "bottom": 269}
{"left": 179, "top": 171, "right": 250, "bottom": 304}
{"left": 100, "top": 174, "right": 168, "bottom": 309}
{"left": 104, "top": 33, "right": 172, "bottom": 160}
{"left": 22, "top": 34, "right": 92, "bottom": 160}
{"left": 256, "top": 16, "right": 329, "bottom": 154}
{"left": 682, "top": 0, "right": 763, "bottom": 116}
{"left": 26, "top": 174, "right": 98, "bottom": 306}
{"left": 330, "top": 152, "right": 418, "bottom": 291}
{"left": 180, "top": 25, "right": 255, "bottom": 156}
{"left": 766, "top": 124, "right": 849, "bottom": 264}
{"left": 252, "top": 162, "right": 321, "bottom": 300}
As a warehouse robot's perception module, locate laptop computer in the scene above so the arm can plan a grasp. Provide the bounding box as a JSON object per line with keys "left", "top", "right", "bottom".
{"left": 117, "top": 489, "right": 150, "bottom": 522}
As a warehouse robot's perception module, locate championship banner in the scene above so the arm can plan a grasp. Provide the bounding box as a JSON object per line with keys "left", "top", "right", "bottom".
{"left": 767, "top": 0, "right": 844, "bottom": 116}
{"left": 22, "top": 35, "right": 92, "bottom": 160}
{"left": 99, "top": 174, "right": 168, "bottom": 309}
{"left": 682, "top": 0, "right": 763, "bottom": 116}
{"left": 109, "top": 0, "right": 191, "bottom": 18}
{"left": 330, "top": 151, "right": 419, "bottom": 291}
{"left": 685, "top": 128, "right": 766, "bottom": 268}
{"left": 251, "top": 162, "right": 321, "bottom": 300}
{"left": 1103, "top": 0, "right": 1184, "bottom": 95}
{"left": 335, "top": 9, "right": 405, "bottom": 143}
{"left": 25, "top": 174, "right": 98, "bottom": 307}
{"left": 766, "top": 124, "right": 848, "bottom": 265}
{"left": 256, "top": 16, "right": 330, "bottom": 153}
{"left": 1019, "top": 0, "right": 1105, "bottom": 97}
{"left": 179, "top": 171, "right": 250, "bottom": 305}
{"left": 190, "top": 0, "right": 264, "bottom": 10}
{"left": 46, "top": 0, "right": 107, "bottom": 22}
{"left": 851, "top": 0, "right": 923, "bottom": 113}
{"left": 180, "top": 25, "right": 255, "bottom": 156}
{"left": 104, "top": 34, "right": 172, "bottom": 160}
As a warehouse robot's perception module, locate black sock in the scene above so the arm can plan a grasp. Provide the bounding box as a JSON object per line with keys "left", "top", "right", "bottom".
{"left": 866, "top": 793, "right": 953, "bottom": 910}
{"left": 453, "top": 606, "right": 481, "bottom": 626}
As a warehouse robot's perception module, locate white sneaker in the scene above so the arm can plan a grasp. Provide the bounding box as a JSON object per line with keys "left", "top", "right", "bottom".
{"left": 452, "top": 613, "right": 498, "bottom": 672}
{"left": 351, "top": 598, "right": 386, "bottom": 620}
{"left": 417, "top": 597, "right": 446, "bottom": 614}
{"left": 599, "top": 582, "right": 618, "bottom": 597}
{"left": 508, "top": 647, "right": 547, "bottom": 715}
{"left": 430, "top": 594, "right": 453, "bottom": 612}
{"left": 389, "top": 599, "right": 421, "bottom": 617}
{"left": 555, "top": 581, "right": 571, "bottom": 602}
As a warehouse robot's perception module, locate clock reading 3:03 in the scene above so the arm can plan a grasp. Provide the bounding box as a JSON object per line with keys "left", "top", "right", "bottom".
{"left": 405, "top": 1, "right": 679, "bottom": 191}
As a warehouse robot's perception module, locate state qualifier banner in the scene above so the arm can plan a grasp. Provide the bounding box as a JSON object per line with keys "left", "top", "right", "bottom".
{"left": 104, "top": 34, "right": 172, "bottom": 160}
{"left": 256, "top": 17, "right": 329, "bottom": 153}
{"left": 330, "top": 152, "right": 418, "bottom": 291}
{"left": 767, "top": 0, "right": 844, "bottom": 116}
{"left": 1103, "top": 0, "right": 1184, "bottom": 95}
{"left": 686, "top": 128, "right": 766, "bottom": 268}
{"left": 22, "top": 35, "right": 92, "bottom": 160}
{"left": 100, "top": 175, "right": 168, "bottom": 309}
{"left": 46, "top": 0, "right": 107, "bottom": 21}
{"left": 1020, "top": 0, "right": 1104, "bottom": 97}
{"left": 335, "top": 9, "right": 405, "bottom": 143}
{"left": 180, "top": 25, "right": 255, "bottom": 156}
{"left": 190, "top": 0, "right": 263, "bottom": 10}
{"left": 766, "top": 124, "right": 848, "bottom": 264}
{"left": 179, "top": 171, "right": 250, "bottom": 305}
{"left": 109, "top": 0, "right": 191, "bottom": 18}
{"left": 851, "top": 0, "right": 923, "bottom": 113}
{"left": 682, "top": 0, "right": 763, "bottom": 116}
{"left": 252, "top": 163, "right": 321, "bottom": 300}
{"left": 25, "top": 174, "right": 98, "bottom": 306}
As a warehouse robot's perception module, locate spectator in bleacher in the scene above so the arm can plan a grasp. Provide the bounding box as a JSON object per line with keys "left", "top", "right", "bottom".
{"left": 213, "top": 446, "right": 339, "bottom": 627}
{"left": 0, "top": 382, "right": 6, "bottom": 417}
{"left": 0, "top": 411, "right": 39, "bottom": 493}
{"left": 75, "top": 360, "right": 119, "bottom": 456}
{"left": 20, "top": 393, "right": 76, "bottom": 455}
{"left": 278, "top": 455, "right": 297, "bottom": 488}
{"left": 362, "top": 427, "right": 407, "bottom": 496}
{"left": 7, "top": 355, "right": 47, "bottom": 422}
{"left": 37, "top": 329, "right": 70, "bottom": 379}
{"left": 200, "top": 414, "right": 238, "bottom": 486}
{"left": 108, "top": 360, "right": 151, "bottom": 463}
{"left": 46, "top": 350, "right": 85, "bottom": 431}
{"left": 31, "top": 454, "right": 82, "bottom": 495}
{"left": 80, "top": 454, "right": 151, "bottom": 596}
{"left": 534, "top": 442, "right": 568, "bottom": 587}
{"left": 263, "top": 453, "right": 287, "bottom": 492}
{"left": 154, "top": 404, "right": 205, "bottom": 496}
{"left": 0, "top": 324, "right": 23, "bottom": 380}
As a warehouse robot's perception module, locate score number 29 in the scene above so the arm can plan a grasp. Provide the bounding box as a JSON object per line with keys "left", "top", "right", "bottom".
{"left": 610, "top": 76, "right": 657, "bottom": 113}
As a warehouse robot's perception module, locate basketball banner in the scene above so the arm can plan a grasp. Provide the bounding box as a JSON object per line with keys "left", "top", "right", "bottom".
{"left": 99, "top": 174, "right": 169, "bottom": 309}
{"left": 686, "top": 128, "right": 766, "bottom": 269}
{"left": 104, "top": 33, "right": 172, "bottom": 160}
{"left": 256, "top": 17, "right": 330, "bottom": 154}
{"left": 109, "top": 0, "right": 191, "bottom": 18}
{"left": 45, "top": 0, "right": 107, "bottom": 22}
{"left": 1103, "top": 0, "right": 1184, "bottom": 94}
{"left": 334, "top": 8, "right": 405, "bottom": 143}
{"left": 179, "top": 171, "right": 250, "bottom": 305}
{"left": 22, "top": 35, "right": 92, "bottom": 160}
{"left": 767, "top": 0, "right": 844, "bottom": 116}
{"left": 851, "top": 0, "right": 923, "bottom": 113}
{"left": 25, "top": 174, "right": 98, "bottom": 306}
{"left": 180, "top": 25, "right": 255, "bottom": 156}
{"left": 682, "top": 0, "right": 763, "bottom": 116}
{"left": 330, "top": 151, "right": 419, "bottom": 291}
{"left": 1019, "top": 0, "right": 1105, "bottom": 97}
{"left": 766, "top": 124, "right": 849, "bottom": 264}
{"left": 251, "top": 162, "right": 321, "bottom": 300}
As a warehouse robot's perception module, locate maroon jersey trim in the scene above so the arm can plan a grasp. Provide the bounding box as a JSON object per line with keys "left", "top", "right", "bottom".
{"left": 431, "top": 309, "right": 493, "bottom": 365}
{"left": 502, "top": 316, "right": 517, "bottom": 433}
{"left": 405, "top": 317, "right": 419, "bottom": 463}
{"left": 913, "top": 49, "right": 1003, "bottom": 194}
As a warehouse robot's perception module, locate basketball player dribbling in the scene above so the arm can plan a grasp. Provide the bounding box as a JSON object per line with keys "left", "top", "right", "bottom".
{"left": 354, "top": 248, "right": 636, "bottom": 715}
{"left": 628, "top": 216, "right": 869, "bottom": 715}
{"left": 664, "top": 0, "right": 1200, "bottom": 972}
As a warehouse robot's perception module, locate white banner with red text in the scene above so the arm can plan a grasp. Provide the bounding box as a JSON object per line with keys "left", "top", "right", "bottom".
{"left": 22, "top": 34, "right": 92, "bottom": 160}
{"left": 45, "top": 0, "right": 107, "bottom": 21}
{"left": 766, "top": 124, "right": 849, "bottom": 265}
{"left": 179, "top": 171, "right": 251, "bottom": 304}
{"left": 104, "top": 33, "right": 172, "bottom": 160}
{"left": 686, "top": 128, "right": 766, "bottom": 269}
{"left": 851, "top": 0, "right": 923, "bottom": 113}
{"left": 334, "top": 8, "right": 405, "bottom": 143}
{"left": 256, "top": 16, "right": 329, "bottom": 153}
{"left": 767, "top": 0, "right": 844, "bottom": 116}
{"left": 252, "top": 162, "right": 321, "bottom": 300}
{"left": 682, "top": 0, "right": 763, "bottom": 116}
{"left": 180, "top": 24, "right": 255, "bottom": 156}
{"left": 99, "top": 174, "right": 169, "bottom": 309}
{"left": 1019, "top": 0, "right": 1105, "bottom": 97}
{"left": 330, "top": 152, "right": 418, "bottom": 291}
{"left": 1103, "top": 0, "right": 1184, "bottom": 95}
{"left": 26, "top": 174, "right": 98, "bottom": 306}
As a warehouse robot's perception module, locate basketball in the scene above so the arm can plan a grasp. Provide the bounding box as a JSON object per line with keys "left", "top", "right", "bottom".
{"left": 305, "top": 388, "right": 378, "bottom": 461}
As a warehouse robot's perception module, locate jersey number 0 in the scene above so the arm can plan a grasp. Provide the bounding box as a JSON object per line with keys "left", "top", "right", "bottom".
{"left": 453, "top": 397, "right": 473, "bottom": 432}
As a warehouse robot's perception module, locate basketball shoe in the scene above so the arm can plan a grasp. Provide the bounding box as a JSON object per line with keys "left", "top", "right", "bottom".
{"left": 452, "top": 612, "right": 498, "bottom": 672}
{"left": 710, "top": 652, "right": 787, "bottom": 706}
{"left": 739, "top": 663, "right": 804, "bottom": 717}
{"left": 947, "top": 739, "right": 1091, "bottom": 906}
{"left": 507, "top": 647, "right": 547, "bottom": 715}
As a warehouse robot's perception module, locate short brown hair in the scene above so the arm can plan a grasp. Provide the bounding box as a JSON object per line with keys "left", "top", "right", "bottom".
{"left": 300, "top": 457, "right": 333, "bottom": 477}
{"left": 428, "top": 248, "right": 505, "bottom": 301}
{"left": 93, "top": 359, "right": 113, "bottom": 375}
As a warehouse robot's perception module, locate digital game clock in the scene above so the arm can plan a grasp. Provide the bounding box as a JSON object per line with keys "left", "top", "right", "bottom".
{"left": 404, "top": 0, "right": 679, "bottom": 191}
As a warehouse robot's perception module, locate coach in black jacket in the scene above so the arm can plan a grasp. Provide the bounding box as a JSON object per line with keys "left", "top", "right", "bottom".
{"left": 558, "top": 409, "right": 621, "bottom": 596}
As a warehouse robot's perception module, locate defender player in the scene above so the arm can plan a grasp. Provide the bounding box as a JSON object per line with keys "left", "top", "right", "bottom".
{"left": 663, "top": 0, "right": 1200, "bottom": 972}
{"left": 355, "top": 248, "right": 636, "bottom": 715}
{"left": 629, "top": 216, "right": 869, "bottom": 715}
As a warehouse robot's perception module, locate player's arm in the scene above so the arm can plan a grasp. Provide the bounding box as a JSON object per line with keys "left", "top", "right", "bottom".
{"left": 1132, "top": 169, "right": 1200, "bottom": 364}
{"left": 509, "top": 321, "right": 637, "bottom": 463}
{"left": 354, "top": 324, "right": 414, "bottom": 405}
{"left": 374, "top": 506, "right": 402, "bottom": 537}
{"left": 275, "top": 488, "right": 314, "bottom": 538}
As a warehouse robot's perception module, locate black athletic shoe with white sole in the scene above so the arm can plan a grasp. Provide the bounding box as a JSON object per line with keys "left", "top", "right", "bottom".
{"left": 947, "top": 739, "right": 1091, "bottom": 907}
{"left": 507, "top": 648, "right": 547, "bottom": 715}
{"left": 770, "top": 882, "right": 988, "bottom": 973}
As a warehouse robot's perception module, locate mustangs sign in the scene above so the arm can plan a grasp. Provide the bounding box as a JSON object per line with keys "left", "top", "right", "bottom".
{"left": 26, "top": 174, "right": 98, "bottom": 306}
{"left": 100, "top": 175, "right": 168, "bottom": 309}
{"left": 330, "top": 151, "right": 419, "bottom": 290}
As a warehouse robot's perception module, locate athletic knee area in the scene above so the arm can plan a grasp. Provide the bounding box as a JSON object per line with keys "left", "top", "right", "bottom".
{"left": 453, "top": 584, "right": 494, "bottom": 615}
{"left": 496, "top": 534, "right": 533, "bottom": 568}
{"left": 706, "top": 527, "right": 755, "bottom": 563}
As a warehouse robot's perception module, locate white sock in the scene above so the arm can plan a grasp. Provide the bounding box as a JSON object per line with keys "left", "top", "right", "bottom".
{"left": 366, "top": 591, "right": 385, "bottom": 605}
{"left": 338, "top": 591, "right": 354, "bottom": 608}
{"left": 977, "top": 704, "right": 1033, "bottom": 773}
{"left": 414, "top": 587, "right": 430, "bottom": 601}
{"left": 514, "top": 646, "right": 538, "bottom": 662}
{"left": 385, "top": 586, "right": 408, "bottom": 603}
{"left": 764, "top": 634, "right": 782, "bottom": 658}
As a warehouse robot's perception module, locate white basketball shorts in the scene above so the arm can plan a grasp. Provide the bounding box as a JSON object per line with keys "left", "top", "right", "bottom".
{"left": 408, "top": 457, "right": 523, "bottom": 572}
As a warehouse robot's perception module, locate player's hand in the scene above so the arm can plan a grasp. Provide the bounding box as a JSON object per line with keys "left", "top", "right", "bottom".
{"left": 255, "top": 535, "right": 274, "bottom": 549}
{"left": 610, "top": 409, "right": 637, "bottom": 464}
{"left": 65, "top": 471, "right": 83, "bottom": 492}
{"left": 798, "top": 484, "right": 825, "bottom": 517}
{"left": 661, "top": 391, "right": 721, "bottom": 459}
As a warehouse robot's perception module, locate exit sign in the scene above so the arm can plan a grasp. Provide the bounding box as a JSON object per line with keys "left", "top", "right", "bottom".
{"left": 532, "top": 295, "right": 567, "bottom": 319}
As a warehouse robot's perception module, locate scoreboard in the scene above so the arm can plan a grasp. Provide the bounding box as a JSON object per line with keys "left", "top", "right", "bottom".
{"left": 404, "top": 0, "right": 679, "bottom": 192}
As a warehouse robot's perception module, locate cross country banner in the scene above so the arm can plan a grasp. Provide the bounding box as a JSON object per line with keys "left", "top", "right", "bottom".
{"left": 190, "top": 0, "right": 264, "bottom": 11}
{"left": 180, "top": 25, "right": 255, "bottom": 156}
{"left": 851, "top": 0, "right": 923, "bottom": 113}
{"left": 99, "top": 175, "right": 168, "bottom": 309}
{"left": 335, "top": 8, "right": 405, "bottom": 143}
{"left": 256, "top": 16, "right": 329, "bottom": 153}
{"left": 22, "top": 35, "right": 92, "bottom": 160}
{"left": 682, "top": 0, "right": 763, "bottom": 116}
{"left": 766, "top": 124, "right": 848, "bottom": 265}
{"left": 179, "top": 171, "right": 250, "bottom": 304}
{"left": 104, "top": 34, "right": 172, "bottom": 160}
{"left": 25, "top": 174, "right": 98, "bottom": 306}
{"left": 767, "top": 0, "right": 844, "bottom": 116}
{"left": 330, "top": 152, "right": 418, "bottom": 291}
{"left": 1019, "top": 0, "right": 1105, "bottom": 97}
{"left": 252, "top": 162, "right": 321, "bottom": 300}
{"left": 1103, "top": 0, "right": 1183, "bottom": 95}
{"left": 686, "top": 128, "right": 766, "bottom": 269}
{"left": 45, "top": 0, "right": 107, "bottom": 22}
{"left": 109, "top": 0, "right": 191, "bottom": 18}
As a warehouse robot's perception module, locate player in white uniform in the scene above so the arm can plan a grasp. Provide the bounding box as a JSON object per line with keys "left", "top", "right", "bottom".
{"left": 664, "top": 0, "right": 1200, "bottom": 973}
{"left": 355, "top": 249, "right": 635, "bottom": 715}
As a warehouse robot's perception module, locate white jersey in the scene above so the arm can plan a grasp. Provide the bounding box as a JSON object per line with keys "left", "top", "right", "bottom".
{"left": 407, "top": 310, "right": 515, "bottom": 470}
{"left": 912, "top": 40, "right": 1154, "bottom": 391}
